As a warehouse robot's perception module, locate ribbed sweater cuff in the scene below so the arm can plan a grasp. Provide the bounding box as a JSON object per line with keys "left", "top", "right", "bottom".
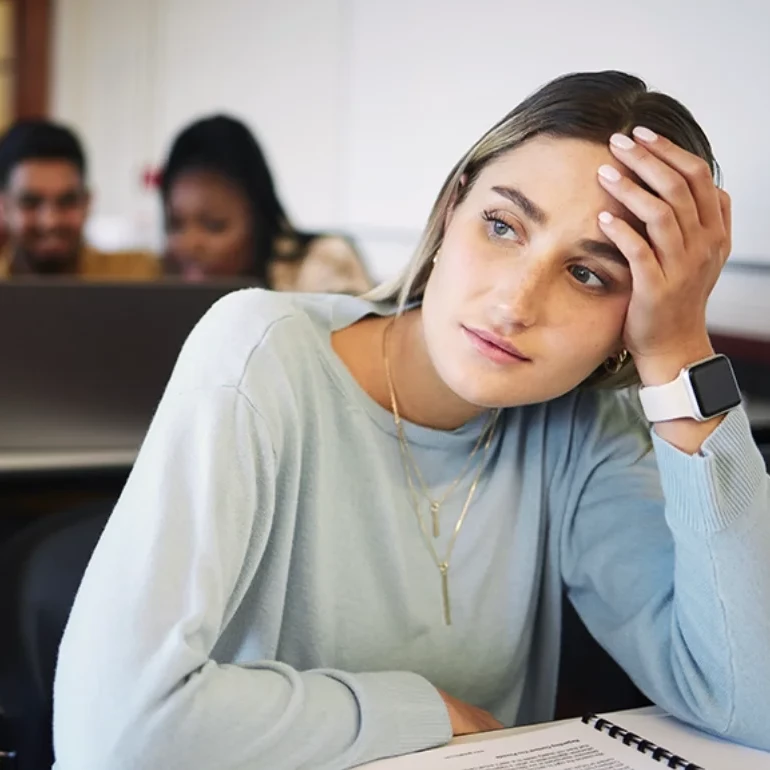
{"left": 652, "top": 406, "right": 766, "bottom": 534}
{"left": 353, "top": 671, "right": 452, "bottom": 759}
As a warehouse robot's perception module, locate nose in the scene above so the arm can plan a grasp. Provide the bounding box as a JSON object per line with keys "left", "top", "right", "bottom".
{"left": 170, "top": 228, "right": 207, "bottom": 263}
{"left": 490, "top": 259, "right": 553, "bottom": 331}
{"left": 39, "top": 202, "right": 67, "bottom": 230}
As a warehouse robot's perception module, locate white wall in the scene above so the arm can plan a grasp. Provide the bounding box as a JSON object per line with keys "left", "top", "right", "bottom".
{"left": 152, "top": 0, "right": 348, "bottom": 229}
{"left": 52, "top": 0, "right": 770, "bottom": 279}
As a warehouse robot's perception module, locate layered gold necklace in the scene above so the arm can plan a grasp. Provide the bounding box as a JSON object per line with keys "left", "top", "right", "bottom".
{"left": 383, "top": 320, "right": 500, "bottom": 625}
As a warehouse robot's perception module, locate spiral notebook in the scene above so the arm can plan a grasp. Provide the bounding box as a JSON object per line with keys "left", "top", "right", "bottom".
{"left": 362, "top": 707, "right": 770, "bottom": 769}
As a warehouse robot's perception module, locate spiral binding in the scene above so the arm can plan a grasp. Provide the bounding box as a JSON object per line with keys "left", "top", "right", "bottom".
{"left": 581, "top": 714, "right": 705, "bottom": 770}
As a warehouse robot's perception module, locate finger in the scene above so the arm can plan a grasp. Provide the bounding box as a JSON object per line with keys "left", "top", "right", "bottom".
{"left": 631, "top": 126, "right": 722, "bottom": 230}
{"left": 598, "top": 210, "right": 663, "bottom": 284}
{"left": 718, "top": 188, "right": 732, "bottom": 261}
{"left": 597, "top": 165, "right": 685, "bottom": 270}
{"left": 609, "top": 132, "right": 699, "bottom": 237}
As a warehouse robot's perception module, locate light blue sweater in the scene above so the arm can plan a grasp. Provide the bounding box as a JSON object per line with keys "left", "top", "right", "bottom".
{"left": 53, "top": 290, "right": 770, "bottom": 770}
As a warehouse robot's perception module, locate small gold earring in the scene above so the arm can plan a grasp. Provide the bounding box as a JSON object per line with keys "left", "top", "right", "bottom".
{"left": 604, "top": 349, "right": 629, "bottom": 374}
{"left": 432, "top": 253, "right": 439, "bottom": 265}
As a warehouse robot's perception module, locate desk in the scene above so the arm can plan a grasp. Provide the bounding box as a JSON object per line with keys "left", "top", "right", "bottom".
{"left": 708, "top": 262, "right": 770, "bottom": 404}
{"left": 746, "top": 397, "right": 770, "bottom": 429}
{"left": 0, "top": 449, "right": 136, "bottom": 475}
{"left": 706, "top": 264, "right": 770, "bottom": 448}
{"left": 707, "top": 262, "right": 770, "bottom": 341}
{"left": 0, "top": 459, "right": 130, "bottom": 545}
{"left": 452, "top": 714, "right": 578, "bottom": 746}
{"left": 378, "top": 707, "right": 770, "bottom": 769}
{"left": 451, "top": 707, "right": 677, "bottom": 747}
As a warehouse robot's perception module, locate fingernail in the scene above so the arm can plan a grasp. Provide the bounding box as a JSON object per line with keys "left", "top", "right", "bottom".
{"left": 632, "top": 126, "right": 658, "bottom": 142}
{"left": 598, "top": 211, "right": 614, "bottom": 225}
{"left": 610, "top": 133, "right": 635, "bottom": 150}
{"left": 598, "top": 164, "right": 621, "bottom": 182}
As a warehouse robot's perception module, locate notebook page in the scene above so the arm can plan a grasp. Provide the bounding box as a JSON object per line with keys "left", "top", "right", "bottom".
{"left": 361, "top": 719, "right": 659, "bottom": 769}
{"left": 603, "top": 709, "right": 770, "bottom": 770}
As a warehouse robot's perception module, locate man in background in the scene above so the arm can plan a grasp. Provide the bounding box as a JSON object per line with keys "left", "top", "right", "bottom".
{"left": 0, "top": 119, "right": 159, "bottom": 279}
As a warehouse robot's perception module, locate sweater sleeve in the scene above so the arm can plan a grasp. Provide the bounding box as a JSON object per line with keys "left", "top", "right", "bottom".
{"left": 53, "top": 384, "right": 450, "bottom": 770}
{"left": 559, "top": 392, "right": 770, "bottom": 750}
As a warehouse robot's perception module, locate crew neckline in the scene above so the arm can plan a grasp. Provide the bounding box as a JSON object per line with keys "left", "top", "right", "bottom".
{"left": 310, "top": 293, "right": 496, "bottom": 450}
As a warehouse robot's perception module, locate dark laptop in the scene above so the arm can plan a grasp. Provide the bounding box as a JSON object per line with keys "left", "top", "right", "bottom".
{"left": 0, "top": 280, "right": 249, "bottom": 453}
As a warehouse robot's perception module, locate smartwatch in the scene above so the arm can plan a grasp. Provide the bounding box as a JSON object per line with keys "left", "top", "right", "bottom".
{"left": 638, "top": 354, "right": 742, "bottom": 423}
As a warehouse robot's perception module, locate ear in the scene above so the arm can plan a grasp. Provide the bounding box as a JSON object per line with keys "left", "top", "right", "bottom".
{"left": 443, "top": 173, "right": 467, "bottom": 232}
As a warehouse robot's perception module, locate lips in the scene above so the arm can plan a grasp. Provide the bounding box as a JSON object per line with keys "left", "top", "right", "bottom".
{"left": 462, "top": 325, "right": 532, "bottom": 363}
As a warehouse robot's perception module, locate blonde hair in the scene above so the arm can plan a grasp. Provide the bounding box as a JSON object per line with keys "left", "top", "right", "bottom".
{"left": 366, "top": 71, "right": 719, "bottom": 390}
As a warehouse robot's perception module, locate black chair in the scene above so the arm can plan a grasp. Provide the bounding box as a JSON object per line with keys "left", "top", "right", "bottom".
{"left": 753, "top": 428, "right": 769, "bottom": 471}
{"left": 0, "top": 706, "right": 17, "bottom": 768}
{"left": 556, "top": 594, "right": 651, "bottom": 719}
{"left": 0, "top": 501, "right": 112, "bottom": 770}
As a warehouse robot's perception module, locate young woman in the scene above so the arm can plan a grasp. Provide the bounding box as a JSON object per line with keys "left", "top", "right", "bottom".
{"left": 161, "top": 114, "right": 371, "bottom": 294}
{"left": 54, "top": 71, "right": 770, "bottom": 770}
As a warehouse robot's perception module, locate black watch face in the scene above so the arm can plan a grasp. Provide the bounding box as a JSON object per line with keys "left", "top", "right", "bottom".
{"left": 689, "top": 355, "right": 742, "bottom": 418}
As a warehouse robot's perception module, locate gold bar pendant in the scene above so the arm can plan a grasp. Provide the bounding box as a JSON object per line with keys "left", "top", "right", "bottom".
{"left": 430, "top": 502, "right": 440, "bottom": 538}
{"left": 439, "top": 562, "right": 451, "bottom": 625}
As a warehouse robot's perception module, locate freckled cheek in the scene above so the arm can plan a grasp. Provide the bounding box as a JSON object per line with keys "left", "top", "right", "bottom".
{"left": 439, "top": 228, "right": 492, "bottom": 282}
{"left": 581, "top": 307, "right": 628, "bottom": 357}
{"left": 552, "top": 291, "right": 627, "bottom": 346}
{"left": 605, "top": 293, "right": 632, "bottom": 331}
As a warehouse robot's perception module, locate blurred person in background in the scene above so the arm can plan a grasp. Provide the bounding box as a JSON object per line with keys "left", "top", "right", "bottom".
{"left": 161, "top": 114, "right": 371, "bottom": 293}
{"left": 0, "top": 119, "right": 160, "bottom": 279}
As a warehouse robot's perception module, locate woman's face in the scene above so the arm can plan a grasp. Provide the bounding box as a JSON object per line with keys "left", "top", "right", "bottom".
{"left": 164, "top": 170, "right": 254, "bottom": 280}
{"left": 422, "top": 135, "right": 639, "bottom": 409}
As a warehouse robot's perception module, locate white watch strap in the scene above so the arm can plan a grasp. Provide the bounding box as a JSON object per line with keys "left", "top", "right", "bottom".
{"left": 639, "top": 371, "right": 696, "bottom": 422}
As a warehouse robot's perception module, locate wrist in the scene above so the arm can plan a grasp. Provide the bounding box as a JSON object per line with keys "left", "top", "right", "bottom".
{"left": 634, "top": 338, "right": 715, "bottom": 387}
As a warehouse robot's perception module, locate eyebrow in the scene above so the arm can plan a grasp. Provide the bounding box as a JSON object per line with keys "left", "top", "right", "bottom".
{"left": 17, "top": 189, "right": 83, "bottom": 202}
{"left": 578, "top": 238, "right": 630, "bottom": 268}
{"left": 491, "top": 184, "right": 629, "bottom": 268}
{"left": 491, "top": 185, "right": 547, "bottom": 225}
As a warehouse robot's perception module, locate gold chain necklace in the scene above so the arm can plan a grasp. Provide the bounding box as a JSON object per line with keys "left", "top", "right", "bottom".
{"left": 398, "top": 403, "right": 497, "bottom": 539}
{"left": 383, "top": 319, "right": 500, "bottom": 625}
{"left": 383, "top": 321, "right": 497, "bottom": 537}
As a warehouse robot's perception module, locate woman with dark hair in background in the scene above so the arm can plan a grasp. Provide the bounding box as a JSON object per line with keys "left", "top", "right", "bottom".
{"left": 161, "top": 114, "right": 371, "bottom": 293}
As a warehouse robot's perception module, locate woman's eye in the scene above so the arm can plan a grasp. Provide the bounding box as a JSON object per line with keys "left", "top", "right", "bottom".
{"left": 493, "top": 220, "right": 513, "bottom": 237}
{"left": 482, "top": 210, "right": 521, "bottom": 242}
{"left": 485, "top": 216, "right": 519, "bottom": 240}
{"left": 570, "top": 265, "right": 605, "bottom": 287}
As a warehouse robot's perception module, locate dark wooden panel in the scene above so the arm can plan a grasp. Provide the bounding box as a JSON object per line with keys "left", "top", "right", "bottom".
{"left": 13, "top": 0, "right": 51, "bottom": 117}
{"left": 710, "top": 332, "right": 770, "bottom": 400}
{"left": 710, "top": 332, "right": 770, "bottom": 365}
